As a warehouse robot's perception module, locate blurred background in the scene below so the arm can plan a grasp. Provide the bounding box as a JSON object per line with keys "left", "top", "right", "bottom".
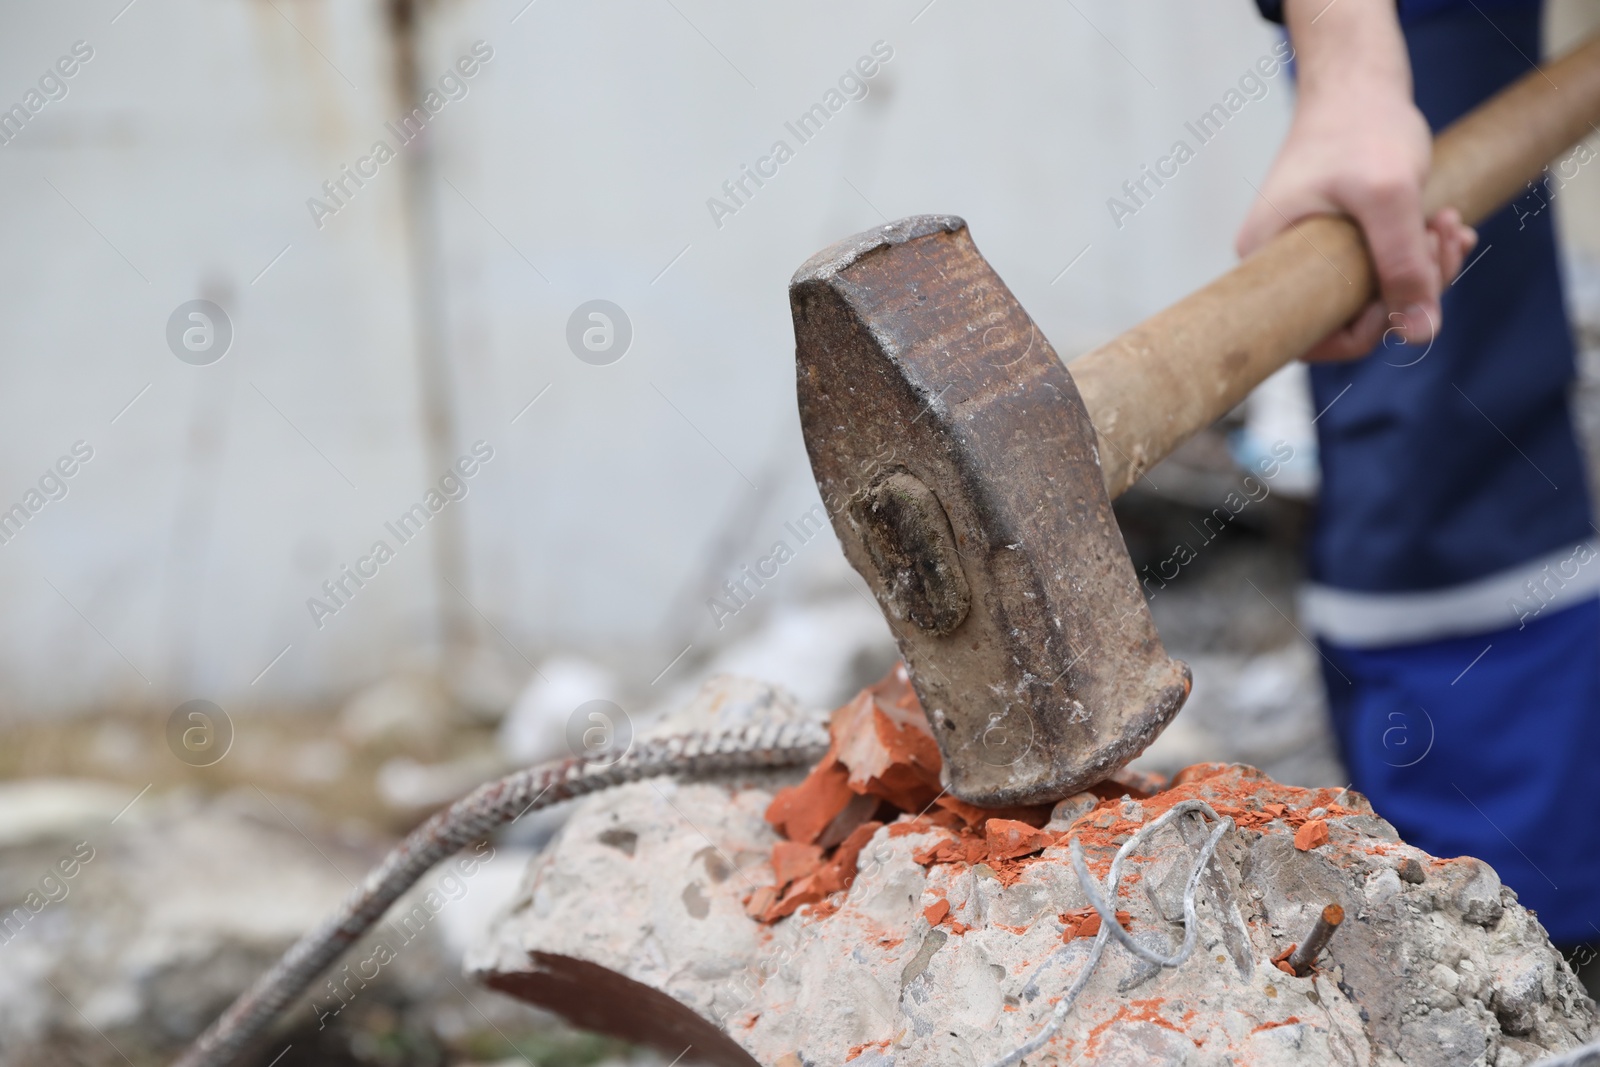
{"left": 6, "top": 1, "right": 1600, "bottom": 1064}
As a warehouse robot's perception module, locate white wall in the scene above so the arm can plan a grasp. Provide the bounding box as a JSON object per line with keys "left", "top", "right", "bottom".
{"left": 0, "top": 0, "right": 1294, "bottom": 715}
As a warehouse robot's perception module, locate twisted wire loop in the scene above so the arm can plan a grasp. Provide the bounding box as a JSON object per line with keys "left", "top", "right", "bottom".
{"left": 990, "top": 800, "right": 1234, "bottom": 1067}
{"left": 173, "top": 720, "right": 830, "bottom": 1067}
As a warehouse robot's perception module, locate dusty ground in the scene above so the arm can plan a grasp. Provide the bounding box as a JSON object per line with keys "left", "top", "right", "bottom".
{"left": 0, "top": 682, "right": 679, "bottom": 1067}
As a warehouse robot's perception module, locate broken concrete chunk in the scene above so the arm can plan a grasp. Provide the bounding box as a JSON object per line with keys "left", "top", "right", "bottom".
{"left": 1453, "top": 859, "right": 1509, "bottom": 928}
{"left": 1047, "top": 791, "right": 1098, "bottom": 829}
{"left": 471, "top": 670, "right": 1599, "bottom": 1066}
{"left": 1366, "top": 866, "right": 1404, "bottom": 908}
{"left": 1399, "top": 1007, "right": 1490, "bottom": 1067}
{"left": 1493, "top": 955, "right": 1557, "bottom": 1036}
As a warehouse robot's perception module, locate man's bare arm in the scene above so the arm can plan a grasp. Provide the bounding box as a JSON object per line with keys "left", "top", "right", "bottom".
{"left": 1237, "top": 0, "right": 1476, "bottom": 360}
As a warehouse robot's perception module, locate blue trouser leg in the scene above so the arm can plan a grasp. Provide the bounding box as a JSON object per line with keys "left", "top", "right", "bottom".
{"left": 1320, "top": 601, "right": 1600, "bottom": 945}
{"left": 1305, "top": 4, "right": 1600, "bottom": 943}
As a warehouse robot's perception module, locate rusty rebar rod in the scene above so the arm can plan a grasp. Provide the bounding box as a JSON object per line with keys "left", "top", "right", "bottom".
{"left": 173, "top": 719, "right": 830, "bottom": 1067}
{"left": 1288, "top": 903, "right": 1345, "bottom": 976}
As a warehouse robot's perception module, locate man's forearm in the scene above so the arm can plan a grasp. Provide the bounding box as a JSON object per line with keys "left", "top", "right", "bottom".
{"left": 1285, "top": 0, "right": 1412, "bottom": 110}
{"left": 1238, "top": 0, "right": 1469, "bottom": 355}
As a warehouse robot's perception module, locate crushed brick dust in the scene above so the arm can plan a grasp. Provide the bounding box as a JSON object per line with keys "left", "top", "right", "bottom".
{"left": 1058, "top": 906, "right": 1133, "bottom": 942}
{"left": 1250, "top": 1016, "right": 1302, "bottom": 1034}
{"left": 845, "top": 1038, "right": 892, "bottom": 1061}
{"left": 746, "top": 664, "right": 1360, "bottom": 926}
{"left": 1085, "top": 999, "right": 1203, "bottom": 1053}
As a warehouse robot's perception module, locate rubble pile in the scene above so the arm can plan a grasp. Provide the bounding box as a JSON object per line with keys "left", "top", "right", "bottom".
{"left": 472, "top": 669, "right": 1598, "bottom": 1067}
{"left": 0, "top": 784, "right": 534, "bottom": 1067}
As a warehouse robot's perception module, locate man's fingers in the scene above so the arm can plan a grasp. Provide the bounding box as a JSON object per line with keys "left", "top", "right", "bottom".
{"left": 1303, "top": 212, "right": 1475, "bottom": 364}
{"left": 1430, "top": 209, "right": 1478, "bottom": 285}
{"left": 1439, "top": 229, "right": 1467, "bottom": 286}
{"left": 1342, "top": 176, "right": 1439, "bottom": 343}
{"left": 1303, "top": 300, "right": 1390, "bottom": 362}
{"left": 1240, "top": 179, "right": 1475, "bottom": 360}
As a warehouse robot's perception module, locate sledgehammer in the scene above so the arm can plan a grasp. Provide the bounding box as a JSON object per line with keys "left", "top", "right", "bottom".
{"left": 792, "top": 34, "right": 1600, "bottom": 807}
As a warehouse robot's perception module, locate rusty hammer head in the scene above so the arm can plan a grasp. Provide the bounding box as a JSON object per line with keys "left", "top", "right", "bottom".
{"left": 792, "top": 215, "right": 1189, "bottom": 807}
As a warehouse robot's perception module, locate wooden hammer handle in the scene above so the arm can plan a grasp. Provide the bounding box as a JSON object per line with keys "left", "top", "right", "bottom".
{"left": 1072, "top": 33, "right": 1600, "bottom": 500}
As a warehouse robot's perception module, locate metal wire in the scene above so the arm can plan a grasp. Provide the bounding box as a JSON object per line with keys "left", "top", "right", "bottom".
{"left": 989, "top": 799, "right": 1233, "bottom": 1067}
{"left": 172, "top": 719, "right": 830, "bottom": 1067}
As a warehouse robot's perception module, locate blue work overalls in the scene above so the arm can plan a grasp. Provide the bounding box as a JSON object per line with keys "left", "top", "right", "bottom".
{"left": 1259, "top": 0, "right": 1600, "bottom": 946}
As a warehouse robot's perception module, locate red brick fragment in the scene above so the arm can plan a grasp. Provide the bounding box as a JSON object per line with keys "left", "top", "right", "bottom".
{"left": 934, "top": 794, "right": 1052, "bottom": 831}
{"left": 985, "top": 819, "right": 1055, "bottom": 860}
{"left": 762, "top": 874, "right": 827, "bottom": 922}
{"left": 1059, "top": 907, "right": 1132, "bottom": 941}
{"left": 817, "top": 792, "right": 881, "bottom": 850}
{"left": 1294, "top": 819, "right": 1330, "bottom": 851}
{"left": 744, "top": 885, "right": 777, "bottom": 919}
{"left": 930, "top": 795, "right": 995, "bottom": 830}
{"left": 832, "top": 670, "right": 944, "bottom": 813}
{"left": 770, "top": 842, "right": 823, "bottom": 889}
{"left": 815, "top": 821, "right": 883, "bottom": 896}
{"left": 1169, "top": 762, "right": 1269, "bottom": 788}
{"left": 765, "top": 757, "right": 853, "bottom": 846}
{"left": 912, "top": 833, "right": 988, "bottom": 867}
